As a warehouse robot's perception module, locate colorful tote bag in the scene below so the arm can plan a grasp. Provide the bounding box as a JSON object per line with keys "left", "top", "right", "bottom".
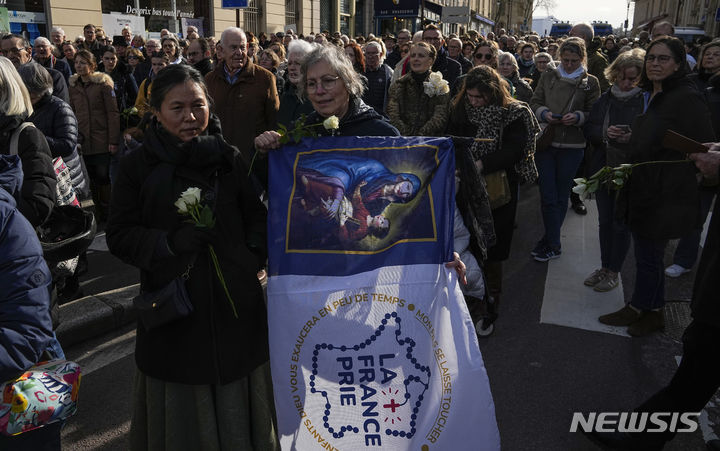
{"left": 0, "top": 360, "right": 81, "bottom": 436}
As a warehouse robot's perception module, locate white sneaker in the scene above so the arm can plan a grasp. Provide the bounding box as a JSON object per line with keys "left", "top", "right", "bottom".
{"left": 665, "top": 264, "right": 691, "bottom": 278}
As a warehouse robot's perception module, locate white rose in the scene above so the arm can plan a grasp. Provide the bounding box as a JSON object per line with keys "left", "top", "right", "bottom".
{"left": 429, "top": 72, "right": 443, "bottom": 82}
{"left": 180, "top": 187, "right": 202, "bottom": 207}
{"left": 323, "top": 115, "right": 340, "bottom": 130}
{"left": 423, "top": 82, "right": 436, "bottom": 96}
{"left": 174, "top": 198, "right": 189, "bottom": 214}
{"left": 572, "top": 183, "right": 587, "bottom": 199}
{"left": 573, "top": 177, "right": 587, "bottom": 185}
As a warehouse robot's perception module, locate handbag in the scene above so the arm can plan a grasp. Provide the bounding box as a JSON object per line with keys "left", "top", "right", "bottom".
{"left": 0, "top": 360, "right": 81, "bottom": 436}
{"left": 133, "top": 263, "right": 195, "bottom": 331}
{"left": 536, "top": 81, "right": 581, "bottom": 152}
{"left": 536, "top": 124, "right": 556, "bottom": 152}
{"left": 484, "top": 170, "right": 512, "bottom": 210}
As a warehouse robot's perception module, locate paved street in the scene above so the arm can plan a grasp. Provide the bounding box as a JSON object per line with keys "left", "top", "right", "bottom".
{"left": 59, "top": 185, "right": 718, "bottom": 450}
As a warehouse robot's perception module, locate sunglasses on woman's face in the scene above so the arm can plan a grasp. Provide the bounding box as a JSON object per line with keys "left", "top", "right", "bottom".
{"left": 474, "top": 53, "right": 494, "bottom": 61}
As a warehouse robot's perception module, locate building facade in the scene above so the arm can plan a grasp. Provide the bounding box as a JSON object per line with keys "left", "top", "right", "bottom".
{"left": 632, "top": 0, "right": 720, "bottom": 37}
{"left": 0, "top": 0, "right": 501, "bottom": 43}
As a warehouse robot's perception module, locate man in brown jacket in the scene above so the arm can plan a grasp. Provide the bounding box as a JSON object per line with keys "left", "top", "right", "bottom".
{"left": 205, "top": 27, "right": 279, "bottom": 164}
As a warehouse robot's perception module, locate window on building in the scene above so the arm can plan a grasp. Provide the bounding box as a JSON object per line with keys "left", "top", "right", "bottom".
{"left": 321, "top": 0, "right": 333, "bottom": 32}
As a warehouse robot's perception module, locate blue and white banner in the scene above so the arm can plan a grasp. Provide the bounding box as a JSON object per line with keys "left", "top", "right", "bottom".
{"left": 267, "top": 136, "right": 500, "bottom": 450}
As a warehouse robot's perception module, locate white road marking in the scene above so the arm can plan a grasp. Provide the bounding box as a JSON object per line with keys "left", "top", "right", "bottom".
{"left": 88, "top": 231, "right": 109, "bottom": 252}
{"left": 539, "top": 200, "right": 629, "bottom": 337}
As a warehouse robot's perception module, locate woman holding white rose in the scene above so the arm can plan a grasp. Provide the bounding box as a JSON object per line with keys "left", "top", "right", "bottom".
{"left": 106, "top": 64, "right": 278, "bottom": 450}
{"left": 254, "top": 44, "right": 399, "bottom": 154}
{"left": 386, "top": 42, "right": 450, "bottom": 136}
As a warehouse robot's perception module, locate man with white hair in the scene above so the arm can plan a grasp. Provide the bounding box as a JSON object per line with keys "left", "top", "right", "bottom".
{"left": 362, "top": 40, "right": 393, "bottom": 116}
{"left": 49, "top": 27, "right": 65, "bottom": 58}
{"left": 121, "top": 26, "right": 132, "bottom": 45}
{"left": 0, "top": 34, "right": 69, "bottom": 103}
{"left": 205, "top": 27, "right": 279, "bottom": 163}
{"left": 33, "top": 36, "right": 72, "bottom": 84}
{"left": 447, "top": 37, "right": 472, "bottom": 74}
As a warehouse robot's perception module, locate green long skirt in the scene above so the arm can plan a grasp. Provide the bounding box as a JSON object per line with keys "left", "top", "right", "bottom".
{"left": 129, "top": 362, "right": 280, "bottom": 451}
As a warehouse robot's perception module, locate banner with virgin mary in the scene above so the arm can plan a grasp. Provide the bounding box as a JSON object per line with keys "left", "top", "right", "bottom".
{"left": 266, "top": 136, "right": 500, "bottom": 450}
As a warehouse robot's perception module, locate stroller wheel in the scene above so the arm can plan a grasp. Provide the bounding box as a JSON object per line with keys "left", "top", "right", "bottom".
{"left": 475, "top": 319, "right": 495, "bottom": 337}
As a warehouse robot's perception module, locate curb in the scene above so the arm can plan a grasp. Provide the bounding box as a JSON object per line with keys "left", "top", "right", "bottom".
{"left": 56, "top": 284, "right": 140, "bottom": 347}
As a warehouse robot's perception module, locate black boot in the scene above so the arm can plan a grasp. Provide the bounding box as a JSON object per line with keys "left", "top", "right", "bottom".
{"left": 570, "top": 191, "right": 587, "bottom": 215}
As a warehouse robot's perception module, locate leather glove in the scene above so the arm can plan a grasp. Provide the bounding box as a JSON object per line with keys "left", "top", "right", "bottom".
{"left": 168, "top": 224, "right": 215, "bottom": 255}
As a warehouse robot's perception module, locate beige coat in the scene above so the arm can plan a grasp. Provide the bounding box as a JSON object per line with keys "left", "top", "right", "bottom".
{"left": 529, "top": 68, "right": 600, "bottom": 149}
{"left": 68, "top": 72, "right": 121, "bottom": 155}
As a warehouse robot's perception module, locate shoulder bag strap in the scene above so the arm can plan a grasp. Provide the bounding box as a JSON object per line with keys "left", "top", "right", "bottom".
{"left": 9, "top": 122, "right": 36, "bottom": 156}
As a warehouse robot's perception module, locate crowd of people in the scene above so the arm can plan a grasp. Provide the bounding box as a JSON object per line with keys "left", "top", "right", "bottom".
{"left": 0, "top": 17, "right": 719, "bottom": 450}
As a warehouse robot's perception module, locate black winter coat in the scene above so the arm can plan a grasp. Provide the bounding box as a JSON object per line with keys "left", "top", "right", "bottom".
{"left": 29, "top": 94, "right": 89, "bottom": 198}
{"left": 193, "top": 58, "right": 214, "bottom": 76}
{"left": 30, "top": 93, "right": 78, "bottom": 159}
{"left": 432, "top": 47, "right": 462, "bottom": 88}
{"left": 584, "top": 86, "right": 645, "bottom": 171}
{"left": 362, "top": 64, "right": 393, "bottom": 116}
{"left": 691, "top": 182, "right": 720, "bottom": 327}
{"left": 106, "top": 61, "right": 139, "bottom": 112}
{"left": 43, "top": 66, "right": 70, "bottom": 104}
{"left": 277, "top": 82, "right": 314, "bottom": 128}
{"left": 0, "top": 115, "right": 56, "bottom": 227}
{"left": 106, "top": 116, "right": 269, "bottom": 384}
{"left": 622, "top": 77, "right": 715, "bottom": 240}
{"left": 306, "top": 97, "right": 400, "bottom": 137}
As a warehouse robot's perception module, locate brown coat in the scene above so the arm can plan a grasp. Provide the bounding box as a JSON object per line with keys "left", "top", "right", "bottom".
{"left": 205, "top": 59, "right": 280, "bottom": 162}
{"left": 68, "top": 72, "right": 121, "bottom": 155}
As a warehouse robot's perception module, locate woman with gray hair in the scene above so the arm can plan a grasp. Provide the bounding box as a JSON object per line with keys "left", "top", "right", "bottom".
{"left": 529, "top": 51, "right": 556, "bottom": 90}
{"left": 161, "top": 35, "right": 185, "bottom": 64}
{"left": 255, "top": 43, "right": 398, "bottom": 152}
{"left": 362, "top": 40, "right": 393, "bottom": 116}
{"left": 497, "top": 51, "right": 533, "bottom": 103}
{"left": 18, "top": 62, "right": 88, "bottom": 199}
{"left": 277, "top": 39, "right": 315, "bottom": 127}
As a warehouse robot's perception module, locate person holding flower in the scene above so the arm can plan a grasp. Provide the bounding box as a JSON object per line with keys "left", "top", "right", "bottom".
{"left": 581, "top": 48, "right": 645, "bottom": 293}
{"left": 387, "top": 42, "right": 450, "bottom": 136}
{"left": 106, "top": 64, "right": 277, "bottom": 449}
{"left": 597, "top": 36, "right": 715, "bottom": 337}
{"left": 254, "top": 44, "right": 399, "bottom": 154}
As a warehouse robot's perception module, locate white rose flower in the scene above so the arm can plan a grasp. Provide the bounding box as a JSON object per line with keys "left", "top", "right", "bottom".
{"left": 180, "top": 187, "right": 202, "bottom": 207}
{"left": 323, "top": 115, "right": 340, "bottom": 130}
{"left": 573, "top": 177, "right": 587, "bottom": 185}
{"left": 429, "top": 72, "right": 443, "bottom": 82}
{"left": 174, "top": 198, "right": 189, "bottom": 214}
{"left": 571, "top": 183, "right": 587, "bottom": 197}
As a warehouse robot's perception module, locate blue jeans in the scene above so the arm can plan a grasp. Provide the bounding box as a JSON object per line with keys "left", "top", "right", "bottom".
{"left": 672, "top": 189, "right": 716, "bottom": 269}
{"left": 630, "top": 233, "right": 668, "bottom": 311}
{"left": 595, "top": 187, "right": 632, "bottom": 273}
{"left": 535, "top": 146, "right": 585, "bottom": 249}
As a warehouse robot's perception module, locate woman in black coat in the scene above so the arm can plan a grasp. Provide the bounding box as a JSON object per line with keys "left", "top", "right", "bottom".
{"left": 0, "top": 57, "right": 56, "bottom": 227}
{"left": 582, "top": 49, "right": 645, "bottom": 292}
{"left": 106, "top": 64, "right": 277, "bottom": 450}
{"left": 101, "top": 46, "right": 138, "bottom": 114}
{"left": 598, "top": 37, "right": 716, "bottom": 337}
{"left": 447, "top": 65, "right": 538, "bottom": 317}
{"left": 18, "top": 62, "right": 89, "bottom": 199}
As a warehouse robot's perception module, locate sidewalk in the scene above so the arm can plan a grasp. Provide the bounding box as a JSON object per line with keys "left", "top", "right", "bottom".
{"left": 56, "top": 284, "right": 139, "bottom": 347}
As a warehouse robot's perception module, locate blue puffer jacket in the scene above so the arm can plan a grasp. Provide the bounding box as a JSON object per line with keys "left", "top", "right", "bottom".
{"left": 0, "top": 155, "right": 54, "bottom": 382}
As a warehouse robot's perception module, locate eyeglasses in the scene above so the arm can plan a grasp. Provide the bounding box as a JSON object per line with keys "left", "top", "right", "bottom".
{"left": 0, "top": 47, "right": 24, "bottom": 55}
{"left": 474, "top": 53, "right": 494, "bottom": 60}
{"left": 306, "top": 76, "right": 340, "bottom": 92}
{"left": 646, "top": 54, "right": 673, "bottom": 63}
{"left": 127, "top": 55, "right": 139, "bottom": 60}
